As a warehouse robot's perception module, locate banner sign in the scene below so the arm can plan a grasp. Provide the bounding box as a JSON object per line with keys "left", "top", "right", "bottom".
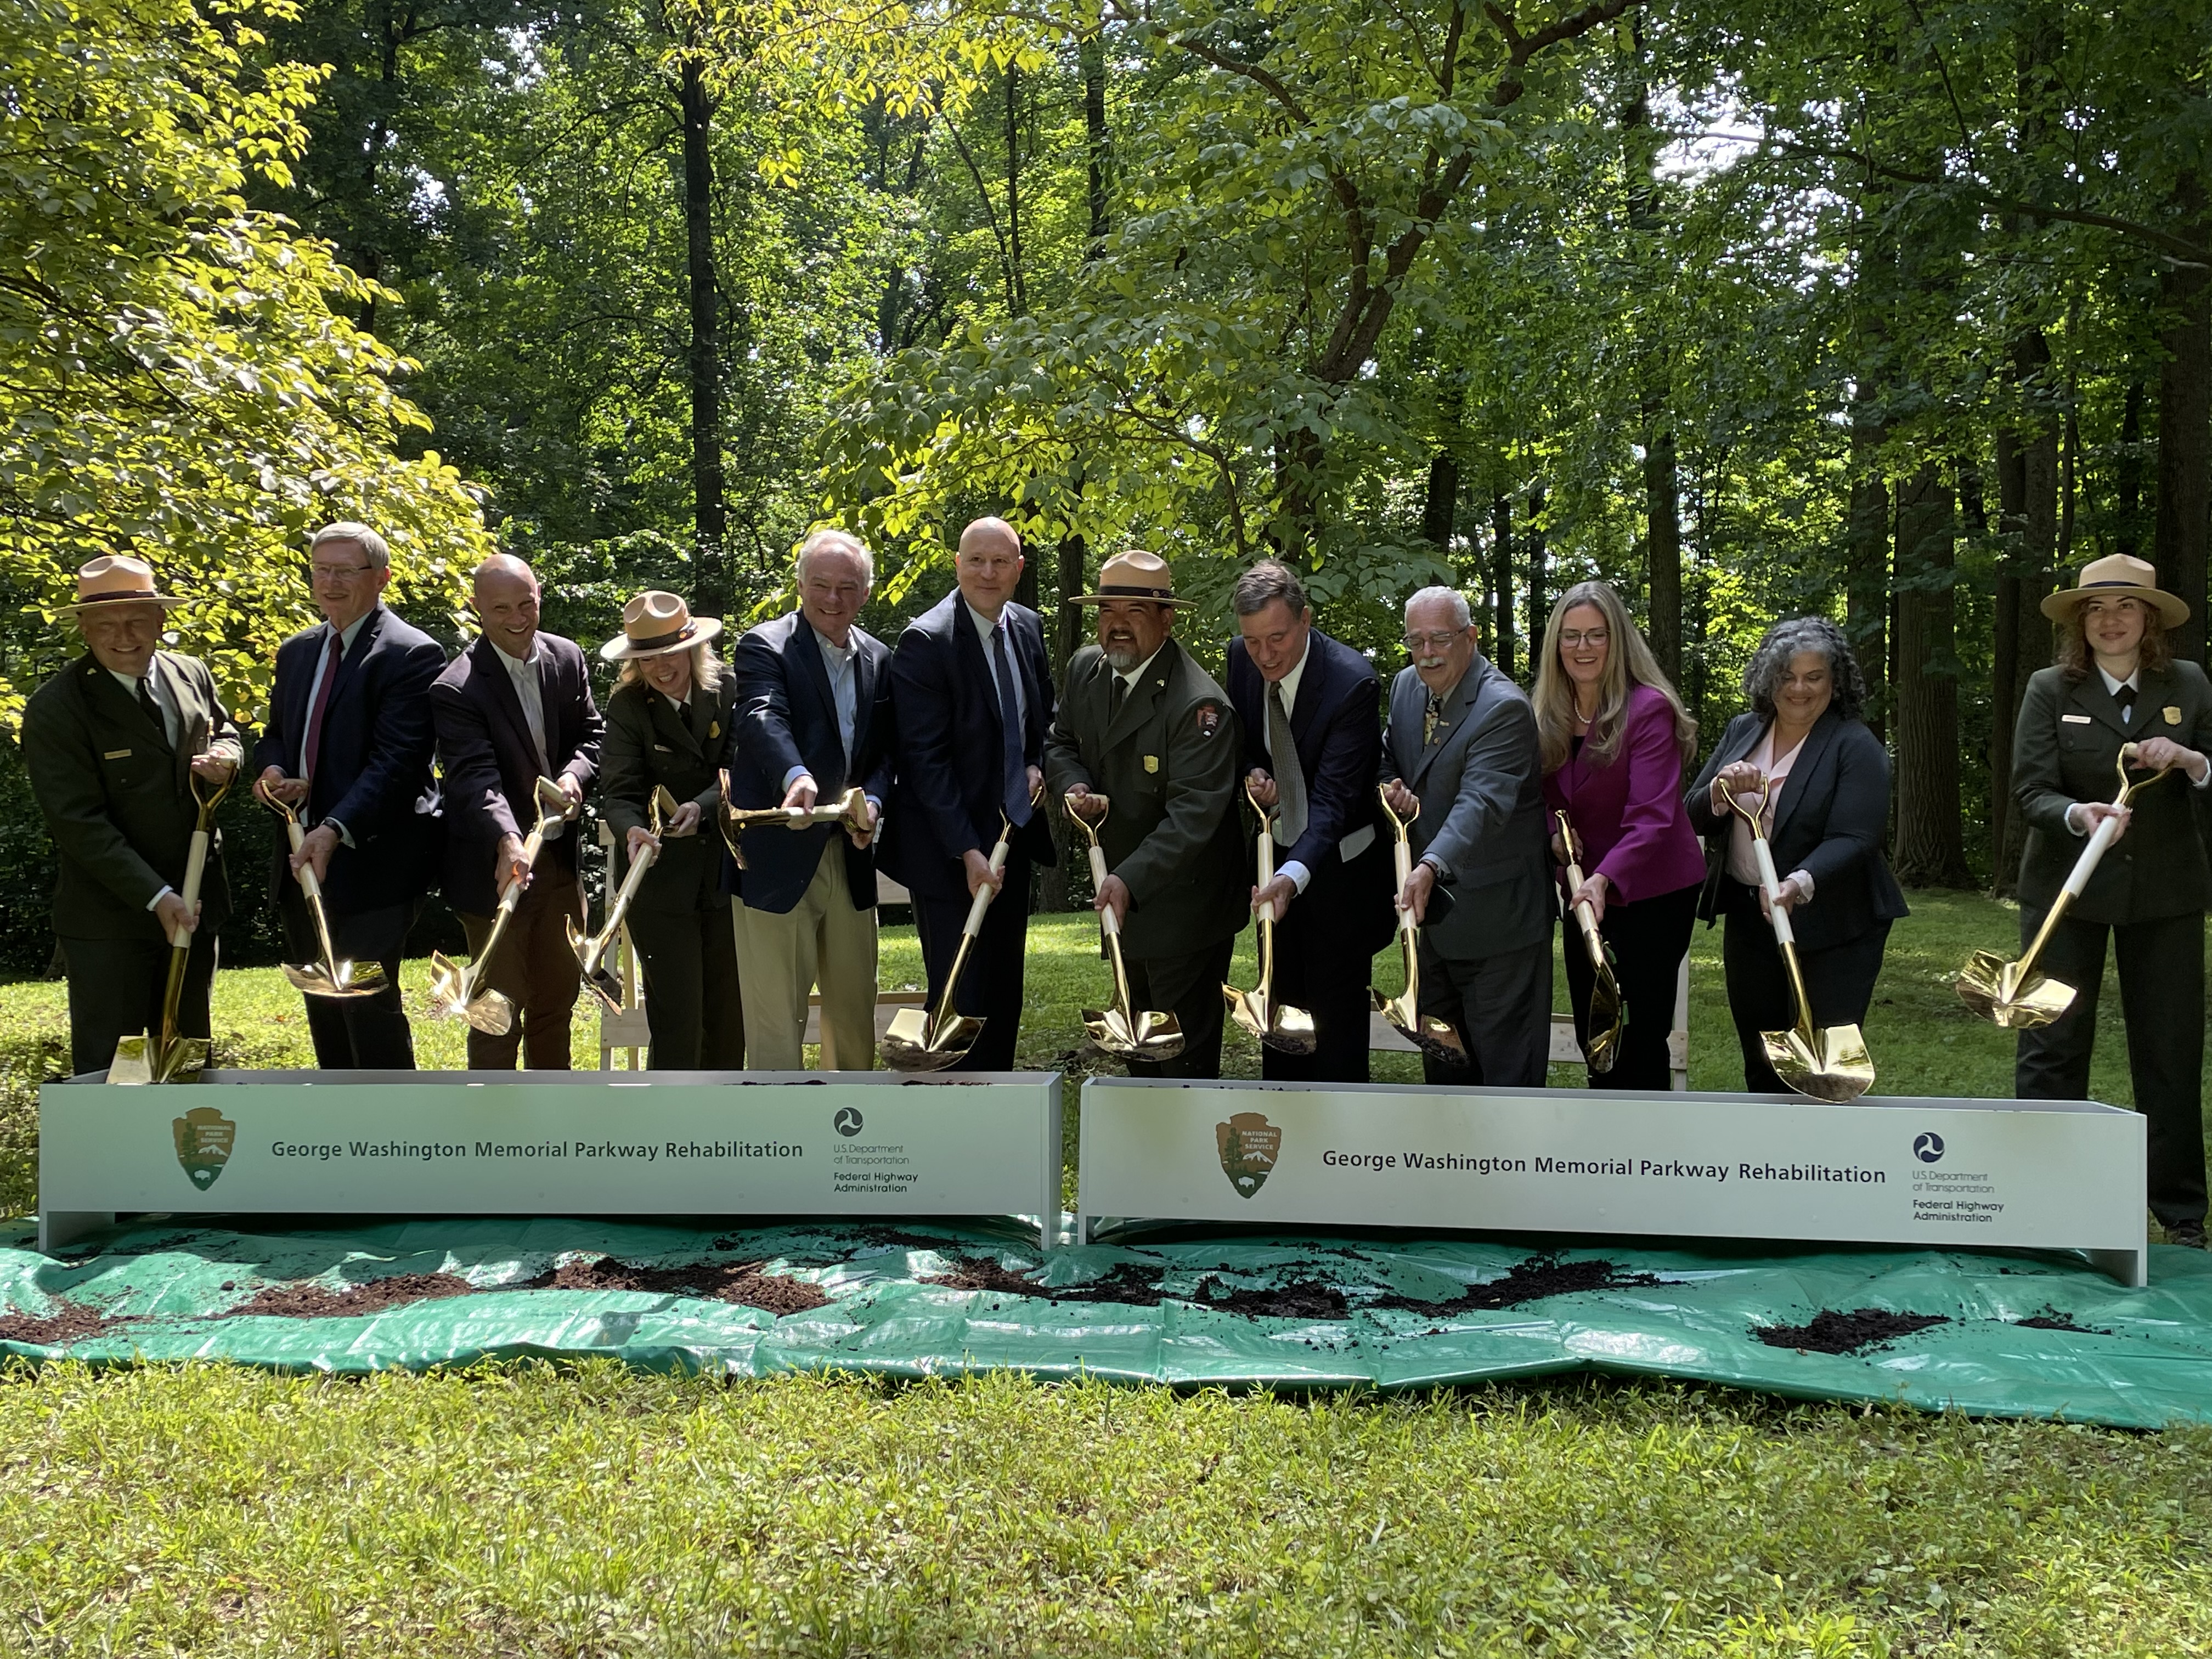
{"left": 1077, "top": 1079, "right": 2148, "bottom": 1285}
{"left": 41, "top": 1070, "right": 1063, "bottom": 1252}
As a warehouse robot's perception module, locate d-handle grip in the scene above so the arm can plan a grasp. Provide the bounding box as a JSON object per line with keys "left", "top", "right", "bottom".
{"left": 961, "top": 838, "right": 1013, "bottom": 938}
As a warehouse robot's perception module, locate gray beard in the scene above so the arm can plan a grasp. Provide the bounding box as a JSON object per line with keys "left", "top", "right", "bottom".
{"left": 1102, "top": 642, "right": 1142, "bottom": 672}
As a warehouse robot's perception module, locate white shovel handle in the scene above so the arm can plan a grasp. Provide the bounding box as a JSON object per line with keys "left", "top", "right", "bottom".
{"left": 1752, "top": 837, "right": 1795, "bottom": 947}
{"left": 962, "top": 837, "right": 1013, "bottom": 938}
{"left": 2062, "top": 811, "right": 2124, "bottom": 899}
{"left": 1392, "top": 836, "right": 1417, "bottom": 935}
{"left": 1086, "top": 843, "right": 1121, "bottom": 937}
{"left": 1255, "top": 826, "right": 1278, "bottom": 924}
{"left": 285, "top": 819, "right": 321, "bottom": 901}
{"left": 171, "top": 827, "right": 210, "bottom": 950}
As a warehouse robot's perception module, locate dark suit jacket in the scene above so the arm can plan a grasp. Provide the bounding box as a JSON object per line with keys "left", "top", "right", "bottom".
{"left": 726, "top": 610, "right": 894, "bottom": 915}
{"left": 1043, "top": 637, "right": 1249, "bottom": 958}
{"left": 252, "top": 603, "right": 445, "bottom": 914}
{"left": 1224, "top": 626, "right": 1393, "bottom": 955}
{"left": 430, "top": 633, "right": 603, "bottom": 917}
{"left": 881, "top": 590, "right": 1057, "bottom": 900}
{"left": 22, "top": 649, "right": 244, "bottom": 941}
{"left": 2013, "top": 660, "right": 2212, "bottom": 924}
{"left": 600, "top": 672, "right": 740, "bottom": 915}
{"left": 1685, "top": 709, "right": 1910, "bottom": 950}
{"left": 1381, "top": 653, "right": 1551, "bottom": 959}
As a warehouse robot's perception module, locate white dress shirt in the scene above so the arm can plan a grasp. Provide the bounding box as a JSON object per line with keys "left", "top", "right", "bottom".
{"left": 494, "top": 634, "right": 561, "bottom": 839}
{"left": 967, "top": 600, "right": 1026, "bottom": 729}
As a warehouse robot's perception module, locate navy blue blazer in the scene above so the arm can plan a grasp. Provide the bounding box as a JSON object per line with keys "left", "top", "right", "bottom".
{"left": 252, "top": 602, "right": 446, "bottom": 913}
{"left": 429, "top": 633, "right": 603, "bottom": 917}
{"left": 726, "top": 610, "right": 895, "bottom": 915}
{"left": 881, "top": 590, "right": 1057, "bottom": 901}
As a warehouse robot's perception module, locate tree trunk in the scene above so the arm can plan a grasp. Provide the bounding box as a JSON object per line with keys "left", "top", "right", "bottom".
{"left": 1892, "top": 463, "right": 1974, "bottom": 888}
{"left": 1421, "top": 452, "right": 1459, "bottom": 557}
{"left": 1845, "top": 396, "right": 1889, "bottom": 742}
{"left": 1081, "top": 25, "right": 1108, "bottom": 260}
{"left": 1003, "top": 65, "right": 1028, "bottom": 318}
{"left": 1620, "top": 25, "right": 1681, "bottom": 685}
{"left": 1990, "top": 330, "right": 2060, "bottom": 895}
{"left": 2117, "top": 380, "right": 2146, "bottom": 560}
{"left": 2155, "top": 170, "right": 2210, "bottom": 666}
{"left": 1524, "top": 484, "right": 1548, "bottom": 666}
{"left": 1993, "top": 430, "right": 2023, "bottom": 892}
{"left": 678, "top": 51, "right": 727, "bottom": 614}
{"left": 1489, "top": 492, "right": 1514, "bottom": 678}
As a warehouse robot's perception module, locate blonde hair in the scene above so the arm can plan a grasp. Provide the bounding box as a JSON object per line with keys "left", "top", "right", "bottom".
{"left": 1532, "top": 580, "right": 1696, "bottom": 774}
{"left": 617, "top": 642, "right": 725, "bottom": 692}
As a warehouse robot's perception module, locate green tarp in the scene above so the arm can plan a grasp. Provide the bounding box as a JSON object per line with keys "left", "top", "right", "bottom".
{"left": 3, "top": 1216, "right": 2210, "bottom": 1429}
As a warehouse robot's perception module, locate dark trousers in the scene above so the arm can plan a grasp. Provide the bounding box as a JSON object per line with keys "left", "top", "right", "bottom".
{"left": 279, "top": 887, "right": 416, "bottom": 1069}
{"left": 60, "top": 930, "right": 219, "bottom": 1079}
{"left": 1416, "top": 932, "right": 1554, "bottom": 1087}
{"left": 1262, "top": 893, "right": 1381, "bottom": 1084}
{"left": 1562, "top": 882, "right": 1699, "bottom": 1091}
{"left": 458, "top": 869, "right": 584, "bottom": 1071}
{"left": 2015, "top": 905, "right": 2207, "bottom": 1227}
{"left": 913, "top": 854, "right": 1032, "bottom": 1073}
{"left": 1122, "top": 933, "right": 1237, "bottom": 1080}
{"left": 1718, "top": 878, "right": 1887, "bottom": 1094}
{"left": 629, "top": 901, "right": 744, "bottom": 1070}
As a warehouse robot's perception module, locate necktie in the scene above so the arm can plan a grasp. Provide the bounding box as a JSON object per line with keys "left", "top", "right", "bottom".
{"left": 2116, "top": 684, "right": 2136, "bottom": 724}
{"left": 1268, "top": 680, "right": 1308, "bottom": 845}
{"left": 991, "top": 623, "right": 1031, "bottom": 826}
{"left": 302, "top": 629, "right": 342, "bottom": 780}
{"left": 1424, "top": 695, "right": 1442, "bottom": 747}
{"left": 136, "top": 676, "right": 167, "bottom": 748}
{"left": 1109, "top": 675, "right": 1127, "bottom": 722}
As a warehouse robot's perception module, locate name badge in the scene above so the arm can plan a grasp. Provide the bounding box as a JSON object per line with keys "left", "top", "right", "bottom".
{"left": 104, "top": 747, "right": 132, "bottom": 759}
{"left": 2061, "top": 714, "right": 2091, "bottom": 725}
{"left": 1143, "top": 755, "right": 1160, "bottom": 774}
{"left": 2166, "top": 706, "right": 2182, "bottom": 726}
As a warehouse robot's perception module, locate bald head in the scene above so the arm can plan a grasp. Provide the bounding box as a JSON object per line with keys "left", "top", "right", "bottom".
{"left": 472, "top": 554, "right": 541, "bottom": 660}
{"left": 955, "top": 517, "right": 1024, "bottom": 620}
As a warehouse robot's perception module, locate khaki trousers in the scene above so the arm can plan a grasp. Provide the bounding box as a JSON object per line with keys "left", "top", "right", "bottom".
{"left": 733, "top": 841, "right": 878, "bottom": 1070}
{"left": 459, "top": 869, "right": 583, "bottom": 1070}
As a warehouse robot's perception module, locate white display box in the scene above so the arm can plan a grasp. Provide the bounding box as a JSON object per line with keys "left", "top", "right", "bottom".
{"left": 1077, "top": 1077, "right": 2148, "bottom": 1285}
{"left": 39, "top": 1070, "right": 1063, "bottom": 1252}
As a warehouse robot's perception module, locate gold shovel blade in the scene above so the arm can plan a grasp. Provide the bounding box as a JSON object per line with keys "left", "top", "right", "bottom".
{"left": 108, "top": 1032, "right": 154, "bottom": 1086}
{"left": 881, "top": 1006, "right": 981, "bottom": 1071}
{"left": 567, "top": 918, "right": 625, "bottom": 1013}
{"left": 1583, "top": 978, "right": 1623, "bottom": 1075}
{"left": 1264, "top": 1002, "right": 1318, "bottom": 1056}
{"left": 1224, "top": 985, "right": 1269, "bottom": 1043}
{"left": 154, "top": 1036, "right": 210, "bottom": 1085}
{"left": 1954, "top": 950, "right": 2077, "bottom": 1030}
{"left": 284, "top": 959, "right": 384, "bottom": 999}
{"left": 1084, "top": 1007, "right": 1187, "bottom": 1062}
{"left": 1372, "top": 989, "right": 1468, "bottom": 1065}
{"left": 1760, "top": 1022, "right": 1875, "bottom": 1102}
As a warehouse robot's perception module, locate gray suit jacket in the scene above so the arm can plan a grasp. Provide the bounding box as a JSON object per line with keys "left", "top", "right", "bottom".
{"left": 1381, "top": 654, "right": 1551, "bottom": 958}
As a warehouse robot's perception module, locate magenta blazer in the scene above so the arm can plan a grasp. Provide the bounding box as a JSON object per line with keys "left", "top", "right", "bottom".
{"left": 1543, "top": 683, "right": 1707, "bottom": 903}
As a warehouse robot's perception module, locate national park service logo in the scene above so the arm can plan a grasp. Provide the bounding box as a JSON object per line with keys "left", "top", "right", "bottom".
{"left": 171, "top": 1105, "right": 235, "bottom": 1191}
{"left": 1215, "top": 1110, "right": 1280, "bottom": 1199}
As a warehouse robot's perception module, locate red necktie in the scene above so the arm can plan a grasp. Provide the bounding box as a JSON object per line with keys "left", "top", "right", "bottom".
{"left": 302, "top": 629, "right": 342, "bottom": 780}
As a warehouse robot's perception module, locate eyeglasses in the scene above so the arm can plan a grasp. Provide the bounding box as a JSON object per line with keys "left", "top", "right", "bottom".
{"left": 1402, "top": 630, "right": 1465, "bottom": 652}
{"left": 308, "top": 562, "right": 375, "bottom": 584}
{"left": 1560, "top": 629, "right": 1611, "bottom": 650}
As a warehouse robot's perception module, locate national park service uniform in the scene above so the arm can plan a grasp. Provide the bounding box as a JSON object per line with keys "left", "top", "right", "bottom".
{"left": 21, "top": 650, "right": 243, "bottom": 1075}
{"left": 2012, "top": 658, "right": 2212, "bottom": 1229}
{"left": 1044, "top": 637, "right": 1249, "bottom": 1077}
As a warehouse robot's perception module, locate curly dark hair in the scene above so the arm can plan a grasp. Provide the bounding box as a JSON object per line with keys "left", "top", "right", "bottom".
{"left": 1740, "top": 617, "right": 1867, "bottom": 724}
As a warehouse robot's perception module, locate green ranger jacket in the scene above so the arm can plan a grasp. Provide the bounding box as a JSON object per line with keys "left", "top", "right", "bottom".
{"left": 600, "top": 671, "right": 740, "bottom": 916}
{"left": 1044, "top": 636, "right": 1250, "bottom": 960}
{"left": 21, "top": 648, "right": 244, "bottom": 941}
{"left": 2013, "top": 658, "right": 2212, "bottom": 924}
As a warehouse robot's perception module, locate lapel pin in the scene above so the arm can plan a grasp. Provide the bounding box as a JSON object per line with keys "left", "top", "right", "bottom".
{"left": 1143, "top": 755, "right": 1159, "bottom": 773}
{"left": 2165, "top": 706, "right": 2182, "bottom": 726}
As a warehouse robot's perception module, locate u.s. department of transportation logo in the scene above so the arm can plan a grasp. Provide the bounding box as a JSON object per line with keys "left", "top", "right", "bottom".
{"left": 1912, "top": 1132, "right": 1945, "bottom": 1164}
{"left": 172, "top": 1105, "right": 235, "bottom": 1190}
{"left": 833, "top": 1107, "right": 864, "bottom": 1138}
{"left": 1215, "top": 1111, "right": 1280, "bottom": 1199}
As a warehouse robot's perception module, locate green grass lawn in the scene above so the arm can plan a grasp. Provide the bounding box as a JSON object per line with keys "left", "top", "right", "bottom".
{"left": 3, "top": 892, "right": 2211, "bottom": 1656}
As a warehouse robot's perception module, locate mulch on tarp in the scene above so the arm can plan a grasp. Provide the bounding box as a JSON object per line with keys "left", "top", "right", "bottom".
{"left": 540, "top": 1256, "right": 830, "bottom": 1316}
{"left": 1754, "top": 1308, "right": 1952, "bottom": 1356}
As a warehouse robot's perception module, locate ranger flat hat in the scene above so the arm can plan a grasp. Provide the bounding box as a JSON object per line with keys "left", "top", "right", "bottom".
{"left": 1073, "top": 549, "right": 1195, "bottom": 609}
{"left": 2040, "top": 552, "right": 2190, "bottom": 629}
{"left": 61, "top": 555, "right": 187, "bottom": 613}
{"left": 600, "top": 590, "right": 724, "bottom": 661}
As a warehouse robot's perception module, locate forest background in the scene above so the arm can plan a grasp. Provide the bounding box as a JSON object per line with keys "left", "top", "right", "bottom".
{"left": 3, "top": 0, "right": 2208, "bottom": 968}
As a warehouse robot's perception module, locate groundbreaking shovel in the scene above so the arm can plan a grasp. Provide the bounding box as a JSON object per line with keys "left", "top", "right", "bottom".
{"left": 427, "top": 776, "right": 573, "bottom": 1035}
{"left": 1555, "top": 809, "right": 1623, "bottom": 1076}
{"left": 1065, "top": 794, "right": 1184, "bottom": 1063}
{"left": 262, "top": 784, "right": 386, "bottom": 999}
{"left": 111, "top": 766, "right": 232, "bottom": 1085}
{"left": 571, "top": 785, "right": 678, "bottom": 1013}
{"left": 1717, "top": 777, "right": 1875, "bottom": 1102}
{"left": 1223, "top": 782, "right": 1317, "bottom": 1055}
{"left": 718, "top": 774, "right": 873, "bottom": 870}
{"left": 1370, "top": 787, "right": 1467, "bottom": 1065}
{"left": 883, "top": 788, "right": 1039, "bottom": 1071}
{"left": 1956, "top": 742, "right": 2175, "bottom": 1029}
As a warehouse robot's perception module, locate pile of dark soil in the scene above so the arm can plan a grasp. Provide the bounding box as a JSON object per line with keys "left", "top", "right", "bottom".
{"left": 1754, "top": 1307, "right": 1951, "bottom": 1355}
{"left": 1190, "top": 1277, "right": 1349, "bottom": 1321}
{"left": 0, "top": 1302, "right": 139, "bottom": 1346}
{"left": 922, "top": 1257, "right": 1170, "bottom": 1306}
{"left": 2014, "top": 1307, "right": 2115, "bottom": 1335}
{"left": 1374, "top": 1254, "right": 1657, "bottom": 1318}
{"left": 223, "top": 1272, "right": 479, "bottom": 1318}
{"left": 539, "top": 1256, "right": 830, "bottom": 1316}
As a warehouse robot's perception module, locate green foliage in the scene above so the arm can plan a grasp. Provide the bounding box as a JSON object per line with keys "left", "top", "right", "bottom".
{"left": 0, "top": 0, "right": 489, "bottom": 727}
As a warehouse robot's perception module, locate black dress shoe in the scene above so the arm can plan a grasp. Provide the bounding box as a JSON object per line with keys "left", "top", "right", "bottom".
{"left": 2166, "top": 1219, "right": 2208, "bottom": 1250}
